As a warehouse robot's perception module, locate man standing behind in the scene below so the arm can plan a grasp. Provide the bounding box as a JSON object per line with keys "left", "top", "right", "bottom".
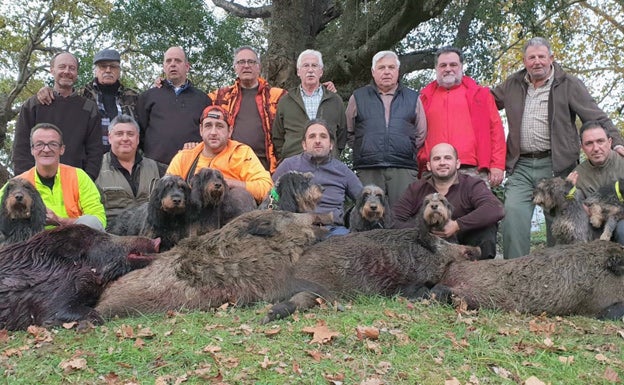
{"left": 167, "top": 106, "right": 272, "bottom": 203}
{"left": 492, "top": 37, "right": 624, "bottom": 259}
{"left": 393, "top": 143, "right": 504, "bottom": 259}
{"left": 346, "top": 50, "right": 427, "bottom": 205}
{"left": 36, "top": 48, "right": 139, "bottom": 153}
{"left": 13, "top": 52, "right": 102, "bottom": 180}
{"left": 137, "top": 46, "right": 211, "bottom": 165}
{"left": 209, "top": 46, "right": 286, "bottom": 173}
{"left": 5, "top": 123, "right": 106, "bottom": 230}
{"left": 96, "top": 114, "right": 163, "bottom": 223}
{"left": 273, "top": 119, "right": 362, "bottom": 236}
{"left": 273, "top": 50, "right": 346, "bottom": 161}
{"left": 418, "top": 47, "right": 505, "bottom": 186}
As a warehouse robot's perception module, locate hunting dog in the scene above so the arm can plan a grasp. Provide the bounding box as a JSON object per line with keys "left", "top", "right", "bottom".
{"left": 0, "top": 178, "right": 46, "bottom": 245}
{"left": 259, "top": 171, "right": 323, "bottom": 212}
{"left": 189, "top": 168, "right": 256, "bottom": 236}
{"left": 108, "top": 175, "right": 192, "bottom": 251}
{"left": 348, "top": 184, "right": 394, "bottom": 232}
{"left": 532, "top": 177, "right": 597, "bottom": 244}
{"left": 584, "top": 179, "right": 624, "bottom": 241}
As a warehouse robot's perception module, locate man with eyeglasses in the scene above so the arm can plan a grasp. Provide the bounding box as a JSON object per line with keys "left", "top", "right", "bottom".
{"left": 137, "top": 46, "right": 211, "bottom": 165}
{"left": 209, "top": 46, "right": 287, "bottom": 173}
{"left": 272, "top": 49, "right": 346, "bottom": 162}
{"left": 2, "top": 123, "right": 106, "bottom": 231}
{"left": 35, "top": 49, "right": 140, "bottom": 154}
{"left": 13, "top": 52, "right": 103, "bottom": 180}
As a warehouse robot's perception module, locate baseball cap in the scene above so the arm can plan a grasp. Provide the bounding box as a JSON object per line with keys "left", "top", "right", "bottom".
{"left": 200, "top": 105, "right": 231, "bottom": 126}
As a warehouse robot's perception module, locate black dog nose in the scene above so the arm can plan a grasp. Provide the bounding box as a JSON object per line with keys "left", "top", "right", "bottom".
{"left": 172, "top": 197, "right": 182, "bottom": 205}
{"left": 431, "top": 203, "right": 438, "bottom": 209}
{"left": 15, "top": 193, "right": 24, "bottom": 202}
{"left": 370, "top": 204, "right": 378, "bottom": 211}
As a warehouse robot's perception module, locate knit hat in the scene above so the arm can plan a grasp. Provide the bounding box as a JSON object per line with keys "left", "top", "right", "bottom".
{"left": 200, "top": 105, "right": 231, "bottom": 127}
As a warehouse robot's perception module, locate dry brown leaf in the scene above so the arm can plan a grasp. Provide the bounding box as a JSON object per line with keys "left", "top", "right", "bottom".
{"left": 302, "top": 320, "right": 339, "bottom": 344}
{"left": 222, "top": 356, "right": 240, "bottom": 368}
{"left": 136, "top": 327, "right": 155, "bottom": 338}
{"left": 524, "top": 376, "right": 545, "bottom": 385}
{"left": 102, "top": 371, "right": 119, "bottom": 384}
{"left": 218, "top": 303, "right": 229, "bottom": 310}
{"left": 360, "top": 378, "right": 384, "bottom": 385}
{"left": 26, "top": 325, "right": 53, "bottom": 342}
{"left": 292, "top": 361, "right": 303, "bottom": 375}
{"left": 116, "top": 324, "right": 134, "bottom": 339}
{"left": 134, "top": 338, "right": 145, "bottom": 349}
{"left": 445, "top": 378, "right": 461, "bottom": 385}
{"left": 203, "top": 345, "right": 222, "bottom": 354}
{"left": 260, "top": 355, "right": 277, "bottom": 369}
{"left": 543, "top": 337, "right": 554, "bottom": 347}
{"left": 376, "top": 361, "right": 392, "bottom": 375}
{"left": 62, "top": 322, "right": 77, "bottom": 329}
{"left": 306, "top": 349, "right": 322, "bottom": 362}
{"left": 618, "top": 330, "right": 624, "bottom": 339}
{"left": 383, "top": 309, "right": 397, "bottom": 317}
{"left": 264, "top": 325, "right": 281, "bottom": 336}
{"left": 365, "top": 341, "right": 381, "bottom": 354}
{"left": 558, "top": 356, "right": 574, "bottom": 364}
{"left": 239, "top": 324, "right": 253, "bottom": 336}
{"left": 59, "top": 357, "right": 87, "bottom": 373}
{"left": 529, "top": 319, "right": 555, "bottom": 334}
{"left": 0, "top": 329, "right": 8, "bottom": 343}
{"left": 324, "top": 372, "right": 345, "bottom": 383}
{"left": 604, "top": 366, "right": 620, "bottom": 382}
{"left": 596, "top": 353, "right": 608, "bottom": 362}
{"left": 356, "top": 326, "right": 380, "bottom": 340}
{"left": 491, "top": 365, "right": 512, "bottom": 379}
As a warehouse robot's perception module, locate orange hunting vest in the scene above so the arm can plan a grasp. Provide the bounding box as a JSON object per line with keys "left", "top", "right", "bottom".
{"left": 20, "top": 165, "right": 82, "bottom": 218}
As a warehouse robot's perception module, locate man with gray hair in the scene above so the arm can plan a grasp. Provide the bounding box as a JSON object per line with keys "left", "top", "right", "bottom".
{"left": 492, "top": 36, "right": 624, "bottom": 258}
{"left": 273, "top": 49, "right": 346, "bottom": 161}
{"left": 96, "top": 114, "right": 163, "bottom": 223}
{"left": 209, "top": 46, "right": 287, "bottom": 172}
{"left": 346, "top": 50, "right": 427, "bottom": 206}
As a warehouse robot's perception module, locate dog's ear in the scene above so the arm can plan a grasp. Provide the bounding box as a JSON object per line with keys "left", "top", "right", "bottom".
{"left": 606, "top": 254, "right": 624, "bottom": 276}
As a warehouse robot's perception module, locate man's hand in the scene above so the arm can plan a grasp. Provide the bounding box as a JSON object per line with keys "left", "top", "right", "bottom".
{"left": 46, "top": 208, "right": 75, "bottom": 226}
{"left": 37, "top": 86, "right": 55, "bottom": 105}
{"left": 322, "top": 81, "right": 337, "bottom": 93}
{"left": 183, "top": 142, "right": 200, "bottom": 150}
{"left": 488, "top": 167, "right": 504, "bottom": 187}
{"left": 225, "top": 178, "right": 245, "bottom": 189}
{"left": 430, "top": 219, "right": 460, "bottom": 238}
{"left": 566, "top": 170, "right": 578, "bottom": 186}
{"left": 615, "top": 145, "right": 624, "bottom": 157}
{"left": 153, "top": 77, "right": 164, "bottom": 88}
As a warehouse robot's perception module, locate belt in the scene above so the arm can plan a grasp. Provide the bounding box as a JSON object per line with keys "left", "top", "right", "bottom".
{"left": 520, "top": 150, "right": 551, "bottom": 159}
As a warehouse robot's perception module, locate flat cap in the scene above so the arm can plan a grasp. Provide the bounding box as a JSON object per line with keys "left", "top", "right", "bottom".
{"left": 93, "top": 49, "right": 121, "bottom": 64}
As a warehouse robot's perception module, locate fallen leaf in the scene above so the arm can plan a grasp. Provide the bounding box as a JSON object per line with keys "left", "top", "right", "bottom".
{"left": 62, "top": 322, "right": 77, "bottom": 329}
{"left": 596, "top": 353, "right": 608, "bottom": 362}
{"left": 491, "top": 365, "right": 512, "bottom": 379}
{"left": 136, "top": 327, "right": 155, "bottom": 338}
{"left": 202, "top": 345, "right": 221, "bottom": 354}
{"left": 543, "top": 337, "right": 554, "bottom": 347}
{"left": 529, "top": 319, "right": 555, "bottom": 334}
{"left": 306, "top": 350, "right": 322, "bottom": 362}
{"left": 558, "top": 356, "right": 574, "bottom": 364}
{"left": 445, "top": 378, "right": 461, "bottom": 385}
{"left": 239, "top": 324, "right": 253, "bottom": 336}
{"left": 292, "top": 361, "right": 303, "bottom": 375}
{"left": 524, "top": 376, "right": 545, "bottom": 385}
{"left": 134, "top": 338, "right": 145, "bottom": 349}
{"left": 356, "top": 326, "right": 380, "bottom": 340}
{"left": 0, "top": 330, "right": 8, "bottom": 343}
{"left": 264, "top": 326, "right": 281, "bottom": 336}
{"left": 361, "top": 378, "right": 384, "bottom": 385}
{"left": 59, "top": 357, "right": 87, "bottom": 373}
{"left": 604, "top": 366, "right": 620, "bottom": 382}
{"left": 365, "top": 341, "right": 381, "bottom": 354}
{"left": 302, "top": 320, "right": 339, "bottom": 345}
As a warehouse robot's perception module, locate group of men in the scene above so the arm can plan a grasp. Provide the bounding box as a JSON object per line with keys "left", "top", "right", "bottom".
{"left": 6, "top": 36, "right": 624, "bottom": 259}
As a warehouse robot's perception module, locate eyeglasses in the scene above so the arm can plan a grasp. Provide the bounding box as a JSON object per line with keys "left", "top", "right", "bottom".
{"left": 96, "top": 63, "right": 121, "bottom": 70}
{"left": 31, "top": 141, "right": 62, "bottom": 151}
{"left": 235, "top": 59, "right": 258, "bottom": 66}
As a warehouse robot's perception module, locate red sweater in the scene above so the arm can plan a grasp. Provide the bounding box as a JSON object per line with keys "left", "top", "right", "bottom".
{"left": 418, "top": 76, "right": 506, "bottom": 175}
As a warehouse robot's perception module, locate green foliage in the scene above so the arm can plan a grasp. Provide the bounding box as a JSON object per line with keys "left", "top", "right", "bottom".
{"left": 103, "top": 0, "right": 257, "bottom": 91}
{"left": 2, "top": 298, "right": 621, "bottom": 383}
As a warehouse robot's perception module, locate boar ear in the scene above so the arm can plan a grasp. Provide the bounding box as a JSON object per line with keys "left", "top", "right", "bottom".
{"left": 246, "top": 218, "right": 276, "bottom": 237}
{"left": 606, "top": 254, "right": 624, "bottom": 276}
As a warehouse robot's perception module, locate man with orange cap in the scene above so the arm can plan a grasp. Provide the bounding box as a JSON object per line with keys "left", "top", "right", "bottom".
{"left": 166, "top": 105, "right": 272, "bottom": 203}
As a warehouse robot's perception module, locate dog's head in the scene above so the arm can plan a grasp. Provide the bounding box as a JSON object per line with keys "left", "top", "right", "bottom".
{"left": 533, "top": 177, "right": 574, "bottom": 211}
{"left": 151, "top": 175, "right": 191, "bottom": 214}
{"left": 1, "top": 178, "right": 43, "bottom": 220}
{"left": 420, "top": 193, "right": 452, "bottom": 231}
{"left": 190, "top": 168, "right": 227, "bottom": 207}
{"left": 272, "top": 171, "right": 324, "bottom": 212}
{"left": 584, "top": 194, "right": 623, "bottom": 228}
{"left": 352, "top": 184, "right": 394, "bottom": 230}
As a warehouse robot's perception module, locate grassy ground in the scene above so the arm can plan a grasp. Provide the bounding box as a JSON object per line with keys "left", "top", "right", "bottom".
{"left": 1, "top": 297, "right": 622, "bottom": 384}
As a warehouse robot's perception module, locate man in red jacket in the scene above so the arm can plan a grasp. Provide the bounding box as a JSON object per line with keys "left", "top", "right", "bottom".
{"left": 418, "top": 46, "right": 506, "bottom": 187}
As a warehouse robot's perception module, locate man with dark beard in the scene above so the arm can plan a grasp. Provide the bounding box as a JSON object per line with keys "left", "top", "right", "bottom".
{"left": 393, "top": 142, "right": 504, "bottom": 259}
{"left": 272, "top": 119, "right": 362, "bottom": 236}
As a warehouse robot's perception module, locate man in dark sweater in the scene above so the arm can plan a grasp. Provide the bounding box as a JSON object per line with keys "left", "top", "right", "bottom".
{"left": 137, "top": 46, "right": 211, "bottom": 165}
{"left": 12, "top": 52, "right": 103, "bottom": 180}
{"left": 393, "top": 143, "right": 505, "bottom": 259}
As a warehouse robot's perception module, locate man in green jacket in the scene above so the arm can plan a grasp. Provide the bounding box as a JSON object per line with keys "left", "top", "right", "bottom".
{"left": 272, "top": 49, "right": 346, "bottom": 161}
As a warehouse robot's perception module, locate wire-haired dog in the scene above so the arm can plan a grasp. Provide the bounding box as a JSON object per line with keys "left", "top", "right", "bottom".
{"left": 259, "top": 171, "right": 323, "bottom": 212}
{"left": 348, "top": 184, "right": 394, "bottom": 231}
{"left": 189, "top": 168, "right": 257, "bottom": 236}
{"left": 108, "top": 175, "right": 192, "bottom": 251}
{"left": 584, "top": 179, "right": 624, "bottom": 241}
{"left": 532, "top": 177, "right": 598, "bottom": 244}
{"left": 0, "top": 178, "right": 46, "bottom": 245}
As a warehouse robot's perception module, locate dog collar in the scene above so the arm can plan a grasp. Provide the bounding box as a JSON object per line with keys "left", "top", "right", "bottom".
{"left": 616, "top": 181, "right": 624, "bottom": 202}
{"left": 565, "top": 186, "right": 576, "bottom": 200}
{"left": 270, "top": 188, "right": 280, "bottom": 202}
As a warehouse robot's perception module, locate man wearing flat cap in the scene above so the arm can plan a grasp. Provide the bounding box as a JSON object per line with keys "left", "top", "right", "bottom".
{"left": 36, "top": 48, "right": 140, "bottom": 154}
{"left": 167, "top": 105, "right": 272, "bottom": 203}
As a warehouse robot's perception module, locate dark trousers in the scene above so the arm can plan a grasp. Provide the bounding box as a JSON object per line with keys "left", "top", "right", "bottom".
{"left": 457, "top": 223, "right": 499, "bottom": 260}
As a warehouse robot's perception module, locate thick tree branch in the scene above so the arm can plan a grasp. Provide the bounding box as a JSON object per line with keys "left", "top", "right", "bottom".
{"left": 212, "top": 0, "right": 273, "bottom": 18}
{"left": 454, "top": 0, "right": 480, "bottom": 49}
